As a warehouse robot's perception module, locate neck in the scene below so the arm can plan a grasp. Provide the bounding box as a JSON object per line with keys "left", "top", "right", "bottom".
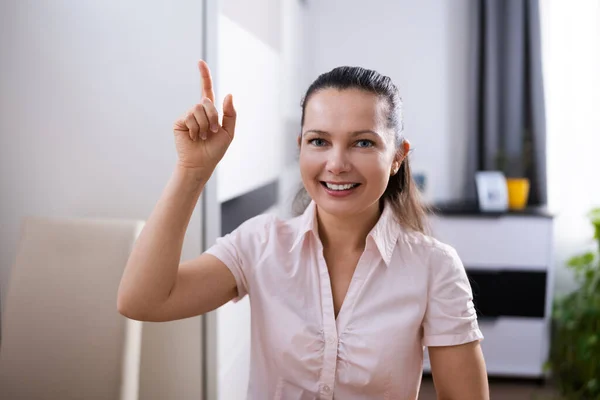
{"left": 316, "top": 201, "right": 382, "bottom": 252}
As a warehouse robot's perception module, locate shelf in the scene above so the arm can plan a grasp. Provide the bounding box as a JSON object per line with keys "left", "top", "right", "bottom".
{"left": 428, "top": 201, "right": 554, "bottom": 219}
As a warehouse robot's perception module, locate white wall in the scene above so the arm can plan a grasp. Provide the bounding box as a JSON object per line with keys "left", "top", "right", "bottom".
{"left": 540, "top": 0, "right": 600, "bottom": 295}
{"left": 305, "top": 0, "right": 473, "bottom": 203}
{"left": 279, "top": 0, "right": 315, "bottom": 217}
{"left": 217, "top": 6, "right": 284, "bottom": 203}
{"left": 0, "top": 1, "right": 204, "bottom": 399}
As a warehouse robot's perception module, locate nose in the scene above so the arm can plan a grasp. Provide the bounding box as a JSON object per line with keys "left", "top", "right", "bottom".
{"left": 326, "top": 148, "right": 351, "bottom": 175}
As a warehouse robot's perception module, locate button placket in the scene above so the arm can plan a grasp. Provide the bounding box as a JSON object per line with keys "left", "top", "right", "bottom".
{"left": 316, "top": 241, "right": 338, "bottom": 399}
{"left": 335, "top": 248, "right": 378, "bottom": 334}
{"left": 319, "top": 317, "right": 338, "bottom": 398}
{"left": 321, "top": 383, "right": 332, "bottom": 398}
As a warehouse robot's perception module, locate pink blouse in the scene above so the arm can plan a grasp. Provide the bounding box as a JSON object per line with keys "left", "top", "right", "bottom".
{"left": 206, "top": 200, "right": 483, "bottom": 399}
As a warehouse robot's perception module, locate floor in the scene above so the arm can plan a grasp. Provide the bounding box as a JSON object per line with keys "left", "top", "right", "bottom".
{"left": 419, "top": 376, "right": 561, "bottom": 400}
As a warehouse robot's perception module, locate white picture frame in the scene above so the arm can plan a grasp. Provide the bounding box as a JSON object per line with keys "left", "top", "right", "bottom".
{"left": 475, "top": 171, "right": 509, "bottom": 212}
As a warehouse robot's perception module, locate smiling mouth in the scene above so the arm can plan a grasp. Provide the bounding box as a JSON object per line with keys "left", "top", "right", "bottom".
{"left": 320, "top": 181, "right": 361, "bottom": 191}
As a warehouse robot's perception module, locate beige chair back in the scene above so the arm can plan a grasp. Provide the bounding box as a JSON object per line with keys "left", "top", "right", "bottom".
{"left": 0, "top": 216, "right": 145, "bottom": 400}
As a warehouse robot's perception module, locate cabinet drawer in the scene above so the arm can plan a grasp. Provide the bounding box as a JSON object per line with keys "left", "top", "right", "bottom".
{"left": 429, "top": 216, "right": 552, "bottom": 270}
{"left": 467, "top": 269, "right": 547, "bottom": 318}
{"left": 423, "top": 318, "right": 548, "bottom": 377}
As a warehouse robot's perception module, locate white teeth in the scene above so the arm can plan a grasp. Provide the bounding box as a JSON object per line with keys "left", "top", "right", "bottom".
{"left": 325, "top": 182, "right": 357, "bottom": 191}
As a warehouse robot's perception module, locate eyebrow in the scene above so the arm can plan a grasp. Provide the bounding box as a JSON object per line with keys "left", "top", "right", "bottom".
{"left": 303, "top": 129, "right": 383, "bottom": 139}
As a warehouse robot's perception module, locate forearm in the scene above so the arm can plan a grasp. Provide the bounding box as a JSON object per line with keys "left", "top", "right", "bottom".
{"left": 117, "top": 165, "right": 211, "bottom": 315}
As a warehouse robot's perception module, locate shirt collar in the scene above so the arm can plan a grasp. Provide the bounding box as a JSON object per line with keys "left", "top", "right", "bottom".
{"left": 369, "top": 200, "right": 403, "bottom": 267}
{"left": 290, "top": 201, "right": 319, "bottom": 252}
{"left": 289, "top": 200, "right": 402, "bottom": 267}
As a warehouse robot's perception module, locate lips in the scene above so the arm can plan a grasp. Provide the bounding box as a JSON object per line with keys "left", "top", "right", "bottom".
{"left": 318, "top": 181, "right": 362, "bottom": 198}
{"left": 321, "top": 181, "right": 360, "bottom": 191}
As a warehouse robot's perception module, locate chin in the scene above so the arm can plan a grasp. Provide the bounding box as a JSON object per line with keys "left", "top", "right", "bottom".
{"left": 315, "top": 200, "right": 358, "bottom": 218}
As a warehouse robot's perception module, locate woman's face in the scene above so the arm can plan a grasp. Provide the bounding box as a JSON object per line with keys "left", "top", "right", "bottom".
{"left": 299, "top": 88, "right": 401, "bottom": 218}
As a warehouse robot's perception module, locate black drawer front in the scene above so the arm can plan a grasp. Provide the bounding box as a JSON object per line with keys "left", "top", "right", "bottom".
{"left": 465, "top": 269, "right": 547, "bottom": 318}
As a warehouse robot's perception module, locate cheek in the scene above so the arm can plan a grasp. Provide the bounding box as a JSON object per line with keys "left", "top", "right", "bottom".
{"left": 360, "top": 160, "right": 393, "bottom": 199}
{"left": 354, "top": 154, "right": 391, "bottom": 180}
{"left": 298, "top": 149, "right": 323, "bottom": 177}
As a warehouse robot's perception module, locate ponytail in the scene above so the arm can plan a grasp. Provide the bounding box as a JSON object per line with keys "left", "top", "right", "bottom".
{"left": 383, "top": 154, "right": 430, "bottom": 234}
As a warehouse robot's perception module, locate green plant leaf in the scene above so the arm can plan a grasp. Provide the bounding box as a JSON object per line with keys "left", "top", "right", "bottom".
{"left": 587, "top": 335, "right": 598, "bottom": 346}
{"left": 550, "top": 207, "right": 600, "bottom": 399}
{"left": 542, "top": 360, "right": 552, "bottom": 373}
{"left": 588, "top": 207, "right": 600, "bottom": 240}
{"left": 588, "top": 207, "right": 600, "bottom": 223}
{"left": 567, "top": 252, "right": 595, "bottom": 268}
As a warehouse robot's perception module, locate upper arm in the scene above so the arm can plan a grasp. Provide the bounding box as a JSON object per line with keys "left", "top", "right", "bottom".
{"left": 423, "top": 245, "right": 488, "bottom": 399}
{"left": 145, "top": 253, "right": 238, "bottom": 322}
{"left": 422, "top": 246, "right": 482, "bottom": 346}
{"left": 429, "top": 340, "right": 489, "bottom": 400}
{"left": 142, "top": 214, "right": 273, "bottom": 322}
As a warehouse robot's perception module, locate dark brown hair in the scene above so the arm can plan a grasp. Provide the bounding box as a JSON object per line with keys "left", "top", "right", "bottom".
{"left": 293, "top": 66, "right": 429, "bottom": 234}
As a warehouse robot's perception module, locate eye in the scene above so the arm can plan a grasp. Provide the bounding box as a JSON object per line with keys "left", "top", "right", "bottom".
{"left": 355, "top": 139, "right": 375, "bottom": 148}
{"left": 308, "top": 138, "right": 328, "bottom": 147}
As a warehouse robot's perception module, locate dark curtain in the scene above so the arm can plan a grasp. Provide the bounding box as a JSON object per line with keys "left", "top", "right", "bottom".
{"left": 465, "top": 0, "right": 547, "bottom": 206}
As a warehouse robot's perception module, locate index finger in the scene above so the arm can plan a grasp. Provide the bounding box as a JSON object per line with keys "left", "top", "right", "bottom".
{"left": 198, "top": 60, "right": 215, "bottom": 103}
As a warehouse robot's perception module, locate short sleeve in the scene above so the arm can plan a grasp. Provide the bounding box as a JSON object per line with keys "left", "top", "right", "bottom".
{"left": 422, "top": 246, "right": 484, "bottom": 347}
{"left": 204, "top": 214, "right": 274, "bottom": 303}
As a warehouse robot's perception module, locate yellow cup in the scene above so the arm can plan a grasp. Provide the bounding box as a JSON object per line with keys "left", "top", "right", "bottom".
{"left": 506, "top": 178, "right": 530, "bottom": 210}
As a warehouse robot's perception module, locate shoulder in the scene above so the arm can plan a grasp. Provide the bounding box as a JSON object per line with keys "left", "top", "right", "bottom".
{"left": 396, "top": 229, "right": 471, "bottom": 300}
{"left": 234, "top": 213, "right": 277, "bottom": 235}
{"left": 397, "top": 228, "right": 462, "bottom": 270}
{"left": 228, "top": 212, "right": 304, "bottom": 248}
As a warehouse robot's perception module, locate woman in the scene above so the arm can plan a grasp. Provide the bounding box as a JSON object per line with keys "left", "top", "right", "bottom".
{"left": 118, "top": 61, "right": 489, "bottom": 399}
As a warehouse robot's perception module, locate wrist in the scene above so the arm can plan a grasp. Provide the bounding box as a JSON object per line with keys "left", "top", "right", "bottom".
{"left": 174, "top": 163, "right": 212, "bottom": 186}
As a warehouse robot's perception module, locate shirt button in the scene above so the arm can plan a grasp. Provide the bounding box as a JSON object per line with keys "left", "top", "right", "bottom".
{"left": 327, "top": 336, "right": 336, "bottom": 344}
{"left": 323, "top": 385, "right": 331, "bottom": 393}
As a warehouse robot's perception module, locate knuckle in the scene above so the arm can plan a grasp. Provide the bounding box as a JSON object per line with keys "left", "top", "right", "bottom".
{"left": 193, "top": 109, "right": 206, "bottom": 123}
{"left": 204, "top": 104, "right": 217, "bottom": 118}
{"left": 197, "top": 115, "right": 208, "bottom": 128}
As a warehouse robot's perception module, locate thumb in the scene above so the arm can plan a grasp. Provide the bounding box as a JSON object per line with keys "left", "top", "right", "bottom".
{"left": 221, "top": 94, "right": 236, "bottom": 139}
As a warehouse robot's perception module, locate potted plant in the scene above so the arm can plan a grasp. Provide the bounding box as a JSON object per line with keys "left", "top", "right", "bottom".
{"left": 545, "top": 208, "right": 600, "bottom": 399}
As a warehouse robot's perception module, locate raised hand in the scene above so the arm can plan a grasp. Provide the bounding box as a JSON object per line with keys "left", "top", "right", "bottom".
{"left": 172, "top": 60, "right": 237, "bottom": 172}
